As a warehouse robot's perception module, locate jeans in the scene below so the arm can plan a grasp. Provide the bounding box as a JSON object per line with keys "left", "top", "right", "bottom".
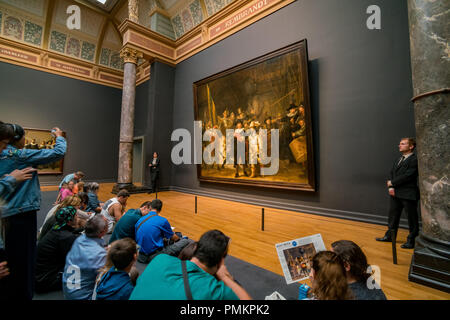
{"left": 0, "top": 211, "right": 37, "bottom": 300}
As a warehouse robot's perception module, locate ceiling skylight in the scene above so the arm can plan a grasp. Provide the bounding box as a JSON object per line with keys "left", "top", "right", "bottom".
{"left": 83, "top": 0, "right": 120, "bottom": 12}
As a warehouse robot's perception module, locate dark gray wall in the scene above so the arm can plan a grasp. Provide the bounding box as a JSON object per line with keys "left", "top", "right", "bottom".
{"left": 170, "top": 0, "right": 416, "bottom": 226}
{"left": 0, "top": 0, "right": 417, "bottom": 227}
{"left": 0, "top": 62, "right": 122, "bottom": 185}
{"left": 134, "top": 62, "right": 175, "bottom": 189}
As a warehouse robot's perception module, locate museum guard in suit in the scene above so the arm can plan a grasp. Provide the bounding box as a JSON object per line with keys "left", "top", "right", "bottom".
{"left": 376, "top": 137, "right": 420, "bottom": 249}
{"left": 148, "top": 152, "right": 160, "bottom": 193}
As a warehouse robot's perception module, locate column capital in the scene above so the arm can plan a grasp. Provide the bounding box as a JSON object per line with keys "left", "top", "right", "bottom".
{"left": 120, "top": 46, "right": 144, "bottom": 65}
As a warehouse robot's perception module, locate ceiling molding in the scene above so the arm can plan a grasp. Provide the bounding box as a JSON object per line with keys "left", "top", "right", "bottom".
{"left": 199, "top": 0, "right": 209, "bottom": 20}
{"left": 111, "top": 19, "right": 124, "bottom": 43}
{"left": 95, "top": 19, "right": 110, "bottom": 63}
{"left": 149, "top": 7, "right": 171, "bottom": 19}
{"left": 0, "top": 36, "right": 125, "bottom": 88}
{"left": 120, "top": 0, "right": 295, "bottom": 65}
{"left": 110, "top": 0, "right": 127, "bottom": 16}
{"left": 42, "top": 0, "right": 57, "bottom": 49}
{"left": 0, "top": 0, "right": 296, "bottom": 88}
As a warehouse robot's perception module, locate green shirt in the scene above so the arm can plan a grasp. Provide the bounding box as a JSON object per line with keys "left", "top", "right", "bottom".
{"left": 109, "top": 209, "right": 142, "bottom": 244}
{"left": 130, "top": 254, "right": 239, "bottom": 300}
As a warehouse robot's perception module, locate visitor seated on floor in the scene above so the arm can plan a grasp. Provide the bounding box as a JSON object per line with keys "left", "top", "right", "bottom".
{"left": 331, "top": 240, "right": 387, "bottom": 300}
{"left": 100, "top": 189, "right": 129, "bottom": 233}
{"left": 35, "top": 207, "right": 82, "bottom": 294}
{"left": 58, "top": 180, "right": 75, "bottom": 203}
{"left": 109, "top": 201, "right": 152, "bottom": 244}
{"left": 58, "top": 171, "right": 84, "bottom": 191}
{"left": 301, "top": 251, "right": 353, "bottom": 300}
{"left": 62, "top": 215, "right": 108, "bottom": 300}
{"left": 72, "top": 181, "right": 84, "bottom": 194}
{"left": 92, "top": 238, "right": 140, "bottom": 300}
{"left": 85, "top": 182, "right": 103, "bottom": 213}
{"left": 135, "top": 199, "right": 192, "bottom": 264}
{"left": 75, "top": 192, "right": 95, "bottom": 227}
{"left": 55, "top": 182, "right": 68, "bottom": 204}
{"left": 39, "top": 194, "right": 92, "bottom": 241}
{"left": 130, "top": 229, "right": 252, "bottom": 300}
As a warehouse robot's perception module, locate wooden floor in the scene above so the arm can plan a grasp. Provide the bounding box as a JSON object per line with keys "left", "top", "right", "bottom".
{"left": 42, "top": 183, "right": 450, "bottom": 300}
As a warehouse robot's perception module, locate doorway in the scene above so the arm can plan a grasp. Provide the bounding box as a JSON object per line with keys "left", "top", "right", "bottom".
{"left": 132, "top": 136, "right": 144, "bottom": 185}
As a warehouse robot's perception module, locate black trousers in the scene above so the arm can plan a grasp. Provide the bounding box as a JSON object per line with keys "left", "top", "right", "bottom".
{"left": 35, "top": 272, "right": 63, "bottom": 294}
{"left": 386, "top": 196, "right": 419, "bottom": 241}
{"left": 0, "top": 211, "right": 37, "bottom": 300}
{"left": 150, "top": 172, "right": 158, "bottom": 192}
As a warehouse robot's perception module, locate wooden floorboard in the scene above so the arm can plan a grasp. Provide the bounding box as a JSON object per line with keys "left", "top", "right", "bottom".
{"left": 44, "top": 183, "right": 449, "bottom": 300}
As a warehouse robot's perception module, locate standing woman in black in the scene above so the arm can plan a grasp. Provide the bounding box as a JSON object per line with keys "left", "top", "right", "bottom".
{"left": 148, "top": 152, "right": 160, "bottom": 193}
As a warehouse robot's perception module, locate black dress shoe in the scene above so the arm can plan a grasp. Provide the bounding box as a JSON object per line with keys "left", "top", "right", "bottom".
{"left": 401, "top": 242, "right": 414, "bottom": 249}
{"left": 375, "top": 236, "right": 392, "bottom": 242}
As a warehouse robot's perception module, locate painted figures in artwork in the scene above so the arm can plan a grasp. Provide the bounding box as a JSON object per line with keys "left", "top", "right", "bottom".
{"left": 193, "top": 41, "right": 314, "bottom": 190}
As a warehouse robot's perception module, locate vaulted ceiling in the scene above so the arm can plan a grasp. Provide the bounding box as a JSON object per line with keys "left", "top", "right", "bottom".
{"left": 0, "top": 0, "right": 236, "bottom": 71}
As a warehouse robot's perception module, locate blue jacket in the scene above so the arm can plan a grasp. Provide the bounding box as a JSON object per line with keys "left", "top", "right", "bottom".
{"left": 0, "top": 136, "right": 66, "bottom": 218}
{"left": 0, "top": 175, "right": 18, "bottom": 200}
{"left": 62, "top": 234, "right": 107, "bottom": 300}
{"left": 0, "top": 176, "right": 18, "bottom": 249}
{"left": 86, "top": 192, "right": 100, "bottom": 213}
{"left": 94, "top": 267, "right": 134, "bottom": 300}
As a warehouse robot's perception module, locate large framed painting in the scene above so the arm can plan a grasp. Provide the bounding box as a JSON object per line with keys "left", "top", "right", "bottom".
{"left": 194, "top": 39, "right": 315, "bottom": 191}
{"left": 23, "top": 128, "right": 65, "bottom": 175}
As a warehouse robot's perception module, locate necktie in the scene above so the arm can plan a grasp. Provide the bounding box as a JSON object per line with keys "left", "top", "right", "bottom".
{"left": 397, "top": 156, "right": 405, "bottom": 166}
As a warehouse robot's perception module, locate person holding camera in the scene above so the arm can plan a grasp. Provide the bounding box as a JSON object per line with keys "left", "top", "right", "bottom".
{"left": 0, "top": 124, "right": 66, "bottom": 300}
{"left": 0, "top": 121, "right": 38, "bottom": 298}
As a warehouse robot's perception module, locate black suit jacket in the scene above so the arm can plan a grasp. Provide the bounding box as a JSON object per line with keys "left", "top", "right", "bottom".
{"left": 389, "top": 152, "right": 420, "bottom": 201}
{"left": 150, "top": 158, "right": 160, "bottom": 174}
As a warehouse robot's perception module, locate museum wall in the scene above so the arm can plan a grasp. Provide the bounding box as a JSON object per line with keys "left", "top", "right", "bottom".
{"left": 134, "top": 61, "right": 176, "bottom": 190}
{"left": 169, "top": 0, "right": 417, "bottom": 226}
{"left": 0, "top": 62, "right": 122, "bottom": 185}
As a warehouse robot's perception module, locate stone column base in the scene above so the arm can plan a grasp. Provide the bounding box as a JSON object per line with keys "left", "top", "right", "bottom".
{"left": 112, "top": 183, "right": 153, "bottom": 194}
{"left": 408, "top": 233, "right": 450, "bottom": 293}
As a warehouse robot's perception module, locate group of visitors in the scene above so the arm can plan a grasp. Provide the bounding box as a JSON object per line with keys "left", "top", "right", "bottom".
{"left": 55, "top": 171, "right": 85, "bottom": 203}
{"left": 0, "top": 121, "right": 387, "bottom": 301}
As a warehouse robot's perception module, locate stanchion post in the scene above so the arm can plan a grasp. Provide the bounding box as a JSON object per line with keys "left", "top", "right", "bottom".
{"left": 391, "top": 229, "right": 397, "bottom": 264}
{"left": 261, "top": 208, "right": 265, "bottom": 231}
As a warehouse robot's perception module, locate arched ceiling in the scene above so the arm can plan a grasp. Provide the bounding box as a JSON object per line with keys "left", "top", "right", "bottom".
{"left": 0, "top": 0, "right": 236, "bottom": 71}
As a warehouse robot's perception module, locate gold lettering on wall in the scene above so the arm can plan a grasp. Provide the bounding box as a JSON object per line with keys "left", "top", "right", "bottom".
{"left": 211, "top": 0, "right": 275, "bottom": 38}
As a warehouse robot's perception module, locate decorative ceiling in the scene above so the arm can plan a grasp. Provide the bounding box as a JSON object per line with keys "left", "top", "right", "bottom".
{"left": 0, "top": 0, "right": 294, "bottom": 88}
{"left": 0, "top": 0, "right": 236, "bottom": 71}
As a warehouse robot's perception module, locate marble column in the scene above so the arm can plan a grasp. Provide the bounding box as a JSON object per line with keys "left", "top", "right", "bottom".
{"left": 407, "top": 0, "right": 450, "bottom": 292}
{"left": 113, "top": 47, "right": 143, "bottom": 193}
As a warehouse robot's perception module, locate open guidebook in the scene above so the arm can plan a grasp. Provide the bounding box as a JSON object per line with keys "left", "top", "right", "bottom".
{"left": 276, "top": 234, "right": 326, "bottom": 284}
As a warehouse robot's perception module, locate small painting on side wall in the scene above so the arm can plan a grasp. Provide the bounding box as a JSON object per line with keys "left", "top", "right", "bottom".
{"left": 23, "top": 128, "right": 65, "bottom": 175}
